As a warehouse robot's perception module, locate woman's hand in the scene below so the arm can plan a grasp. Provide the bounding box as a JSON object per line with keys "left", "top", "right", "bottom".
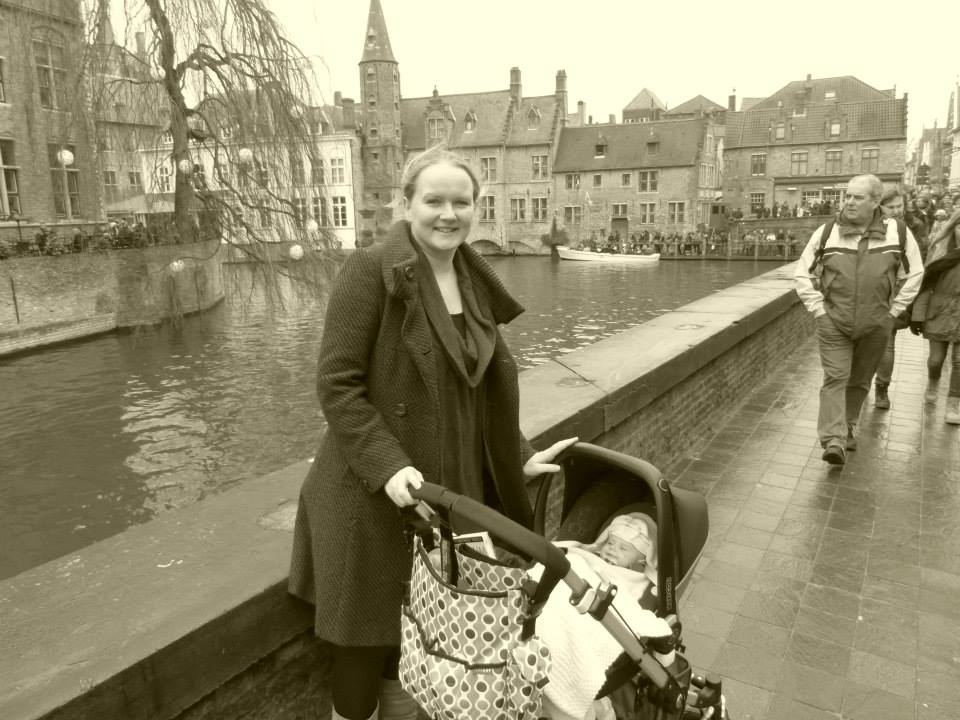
{"left": 523, "top": 437, "right": 579, "bottom": 478}
{"left": 384, "top": 466, "right": 424, "bottom": 507}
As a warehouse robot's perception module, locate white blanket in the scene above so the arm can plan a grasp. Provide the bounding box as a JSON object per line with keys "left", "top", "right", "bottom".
{"left": 531, "top": 544, "right": 672, "bottom": 720}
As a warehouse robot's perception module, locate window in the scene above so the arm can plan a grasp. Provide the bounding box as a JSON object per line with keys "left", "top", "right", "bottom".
{"left": 532, "top": 197, "right": 548, "bottom": 221}
{"left": 637, "top": 203, "right": 655, "bottom": 224}
{"left": 128, "top": 171, "right": 142, "bottom": 191}
{"left": 638, "top": 170, "right": 658, "bottom": 192}
{"left": 258, "top": 208, "right": 272, "bottom": 228}
{"left": 861, "top": 147, "right": 879, "bottom": 172}
{"left": 330, "top": 157, "right": 345, "bottom": 184}
{"left": 595, "top": 144, "right": 606, "bottom": 158}
{"left": 312, "top": 196, "right": 328, "bottom": 226}
{"left": 479, "top": 195, "right": 495, "bottom": 221}
{"left": 750, "top": 153, "right": 766, "bottom": 176}
{"left": 290, "top": 151, "right": 305, "bottom": 185}
{"left": 829, "top": 120, "right": 841, "bottom": 137}
{"left": 790, "top": 151, "right": 808, "bottom": 176}
{"left": 612, "top": 203, "right": 627, "bottom": 217}
{"left": 367, "top": 98, "right": 377, "bottom": 108}
{"left": 749, "top": 192, "right": 765, "bottom": 215}
{"left": 332, "top": 196, "right": 348, "bottom": 227}
{"left": 565, "top": 173, "right": 580, "bottom": 190}
{"left": 825, "top": 149, "right": 843, "bottom": 175}
{"left": 0, "top": 140, "right": 21, "bottom": 216}
{"left": 823, "top": 188, "right": 842, "bottom": 206}
{"left": 824, "top": 90, "right": 836, "bottom": 100}
{"left": 646, "top": 142, "right": 659, "bottom": 154}
{"left": 464, "top": 112, "right": 477, "bottom": 132}
{"left": 774, "top": 123, "right": 785, "bottom": 140}
{"left": 802, "top": 190, "right": 820, "bottom": 207}
{"left": 292, "top": 196, "right": 307, "bottom": 226}
{"left": 428, "top": 118, "right": 444, "bottom": 139}
{"left": 34, "top": 40, "right": 66, "bottom": 109}
{"left": 158, "top": 164, "right": 172, "bottom": 193}
{"left": 593, "top": 174, "right": 602, "bottom": 188}
{"left": 312, "top": 158, "right": 324, "bottom": 184}
{"left": 792, "top": 107, "right": 806, "bottom": 117}
{"left": 667, "top": 201, "right": 685, "bottom": 224}
{"left": 221, "top": 125, "right": 234, "bottom": 140}
{"left": 510, "top": 198, "right": 525, "bottom": 221}
{"left": 563, "top": 205, "right": 582, "bottom": 224}
{"left": 103, "top": 170, "right": 118, "bottom": 198}
{"left": 699, "top": 163, "right": 708, "bottom": 186}
{"left": 481, "top": 157, "right": 497, "bottom": 183}
{"left": 0, "top": 58, "right": 6, "bottom": 103}
{"left": 527, "top": 108, "right": 540, "bottom": 129}
{"left": 532, "top": 154, "right": 548, "bottom": 180}
{"left": 369, "top": 127, "right": 378, "bottom": 139}
{"left": 621, "top": 173, "right": 631, "bottom": 187}
{"left": 48, "top": 144, "right": 79, "bottom": 216}
{"left": 309, "top": 120, "right": 321, "bottom": 135}
{"left": 161, "top": 131, "right": 173, "bottom": 145}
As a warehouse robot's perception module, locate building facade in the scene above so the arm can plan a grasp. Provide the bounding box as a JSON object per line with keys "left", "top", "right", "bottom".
{"left": 0, "top": 0, "right": 101, "bottom": 229}
{"left": 948, "top": 85, "right": 959, "bottom": 191}
{"left": 552, "top": 117, "right": 724, "bottom": 242}
{"left": 723, "top": 75, "right": 907, "bottom": 216}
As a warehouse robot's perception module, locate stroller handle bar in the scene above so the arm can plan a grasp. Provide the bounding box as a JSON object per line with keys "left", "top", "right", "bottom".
{"left": 408, "top": 482, "right": 680, "bottom": 703}
{"left": 409, "top": 482, "right": 571, "bottom": 577}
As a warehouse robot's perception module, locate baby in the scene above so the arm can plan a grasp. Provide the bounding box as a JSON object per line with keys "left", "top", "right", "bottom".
{"left": 593, "top": 513, "right": 655, "bottom": 573}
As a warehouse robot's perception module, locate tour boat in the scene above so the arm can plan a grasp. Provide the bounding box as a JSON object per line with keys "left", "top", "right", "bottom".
{"left": 557, "top": 246, "right": 661, "bottom": 264}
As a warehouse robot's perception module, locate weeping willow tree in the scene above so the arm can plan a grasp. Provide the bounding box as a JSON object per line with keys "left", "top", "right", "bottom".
{"left": 81, "top": 0, "right": 341, "bottom": 298}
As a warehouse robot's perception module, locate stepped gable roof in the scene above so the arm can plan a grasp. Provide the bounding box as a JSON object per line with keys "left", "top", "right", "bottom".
{"left": 724, "top": 97, "right": 906, "bottom": 148}
{"left": 401, "top": 90, "right": 558, "bottom": 150}
{"left": 360, "top": 0, "right": 396, "bottom": 64}
{"left": 750, "top": 75, "right": 891, "bottom": 110}
{"left": 553, "top": 118, "right": 705, "bottom": 172}
{"left": 623, "top": 88, "right": 665, "bottom": 111}
{"left": 665, "top": 95, "right": 725, "bottom": 116}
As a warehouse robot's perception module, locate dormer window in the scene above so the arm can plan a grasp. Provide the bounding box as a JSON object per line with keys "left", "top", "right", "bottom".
{"left": 464, "top": 111, "right": 477, "bottom": 132}
{"left": 774, "top": 123, "right": 785, "bottom": 140}
{"left": 646, "top": 142, "right": 659, "bottom": 154}
{"left": 366, "top": 30, "right": 377, "bottom": 48}
{"left": 829, "top": 120, "right": 841, "bottom": 137}
{"left": 792, "top": 106, "right": 806, "bottom": 117}
{"left": 594, "top": 144, "right": 607, "bottom": 158}
{"left": 428, "top": 117, "right": 444, "bottom": 139}
{"left": 527, "top": 108, "right": 541, "bottom": 129}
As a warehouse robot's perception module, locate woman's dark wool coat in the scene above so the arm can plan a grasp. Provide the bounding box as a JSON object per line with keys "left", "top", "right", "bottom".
{"left": 288, "top": 221, "right": 535, "bottom": 646}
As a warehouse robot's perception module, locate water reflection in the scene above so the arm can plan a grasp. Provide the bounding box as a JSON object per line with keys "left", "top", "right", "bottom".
{"left": 0, "top": 257, "right": 779, "bottom": 579}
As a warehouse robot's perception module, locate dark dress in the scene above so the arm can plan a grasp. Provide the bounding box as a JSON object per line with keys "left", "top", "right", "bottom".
{"left": 288, "top": 221, "right": 535, "bottom": 646}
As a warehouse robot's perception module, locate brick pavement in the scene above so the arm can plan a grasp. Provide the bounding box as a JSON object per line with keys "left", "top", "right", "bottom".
{"left": 669, "top": 330, "right": 960, "bottom": 720}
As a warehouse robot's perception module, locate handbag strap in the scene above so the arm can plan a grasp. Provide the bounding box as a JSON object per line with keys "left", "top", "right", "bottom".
{"left": 520, "top": 561, "right": 564, "bottom": 641}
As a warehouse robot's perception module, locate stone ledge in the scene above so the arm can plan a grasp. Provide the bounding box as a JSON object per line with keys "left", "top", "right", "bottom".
{"left": 0, "top": 265, "right": 804, "bottom": 719}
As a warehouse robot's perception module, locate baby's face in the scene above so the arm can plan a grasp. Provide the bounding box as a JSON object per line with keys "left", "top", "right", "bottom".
{"left": 600, "top": 535, "right": 646, "bottom": 568}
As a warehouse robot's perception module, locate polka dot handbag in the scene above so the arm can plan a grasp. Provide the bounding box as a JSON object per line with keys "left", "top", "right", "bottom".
{"left": 400, "top": 535, "right": 552, "bottom": 720}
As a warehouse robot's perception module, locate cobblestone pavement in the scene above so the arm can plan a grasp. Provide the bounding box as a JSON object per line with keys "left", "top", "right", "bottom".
{"left": 669, "top": 330, "right": 960, "bottom": 720}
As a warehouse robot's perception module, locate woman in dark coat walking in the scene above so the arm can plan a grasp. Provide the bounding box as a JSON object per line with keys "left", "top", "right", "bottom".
{"left": 288, "top": 146, "right": 576, "bottom": 720}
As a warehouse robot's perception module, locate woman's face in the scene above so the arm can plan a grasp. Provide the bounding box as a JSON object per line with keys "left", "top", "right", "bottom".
{"left": 404, "top": 162, "right": 475, "bottom": 258}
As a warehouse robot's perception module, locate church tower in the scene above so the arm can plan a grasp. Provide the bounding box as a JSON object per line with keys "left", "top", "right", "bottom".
{"left": 358, "top": 0, "right": 403, "bottom": 233}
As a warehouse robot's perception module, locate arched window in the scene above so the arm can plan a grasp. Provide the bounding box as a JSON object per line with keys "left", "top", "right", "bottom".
{"left": 464, "top": 111, "right": 477, "bottom": 132}
{"left": 527, "top": 108, "right": 541, "bottom": 129}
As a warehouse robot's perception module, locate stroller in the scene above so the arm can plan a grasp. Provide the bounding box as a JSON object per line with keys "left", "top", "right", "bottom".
{"left": 402, "top": 442, "right": 728, "bottom": 720}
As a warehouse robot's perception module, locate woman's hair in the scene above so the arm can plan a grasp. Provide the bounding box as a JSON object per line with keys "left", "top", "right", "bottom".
{"left": 400, "top": 144, "right": 482, "bottom": 203}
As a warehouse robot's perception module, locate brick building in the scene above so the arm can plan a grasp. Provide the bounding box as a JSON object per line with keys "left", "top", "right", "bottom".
{"left": 906, "top": 126, "right": 949, "bottom": 194}
{"left": 723, "top": 75, "right": 907, "bottom": 216}
{"left": 552, "top": 117, "right": 724, "bottom": 243}
{"left": 622, "top": 88, "right": 666, "bottom": 123}
{"left": 0, "top": 0, "right": 101, "bottom": 228}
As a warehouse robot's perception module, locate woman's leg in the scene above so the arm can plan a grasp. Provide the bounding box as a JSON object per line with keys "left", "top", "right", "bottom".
{"left": 331, "top": 644, "right": 399, "bottom": 720}
{"left": 928, "top": 340, "right": 948, "bottom": 380}
{"left": 948, "top": 342, "right": 960, "bottom": 397}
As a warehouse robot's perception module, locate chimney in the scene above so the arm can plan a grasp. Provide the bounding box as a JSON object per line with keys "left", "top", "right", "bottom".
{"left": 510, "top": 67, "right": 521, "bottom": 107}
{"left": 577, "top": 100, "right": 586, "bottom": 125}
{"left": 728, "top": 93, "right": 736, "bottom": 111}
{"left": 135, "top": 31, "right": 145, "bottom": 59}
{"left": 342, "top": 98, "right": 356, "bottom": 130}
{"left": 609, "top": 113, "right": 616, "bottom": 124}
{"left": 334, "top": 90, "right": 342, "bottom": 106}
{"left": 588, "top": 114, "right": 593, "bottom": 125}
{"left": 555, "top": 69, "right": 567, "bottom": 95}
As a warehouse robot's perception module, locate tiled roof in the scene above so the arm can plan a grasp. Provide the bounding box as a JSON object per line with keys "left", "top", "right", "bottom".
{"left": 750, "top": 76, "right": 891, "bottom": 110}
{"left": 400, "top": 91, "right": 560, "bottom": 151}
{"left": 553, "top": 118, "right": 705, "bottom": 171}
{"left": 623, "top": 88, "right": 665, "bottom": 112}
{"left": 725, "top": 98, "right": 906, "bottom": 148}
{"left": 360, "top": 0, "right": 396, "bottom": 64}
{"left": 665, "top": 95, "right": 726, "bottom": 116}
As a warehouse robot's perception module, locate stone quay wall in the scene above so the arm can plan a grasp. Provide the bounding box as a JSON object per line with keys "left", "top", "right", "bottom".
{"left": 0, "top": 240, "right": 225, "bottom": 356}
{"left": 0, "top": 265, "right": 811, "bottom": 720}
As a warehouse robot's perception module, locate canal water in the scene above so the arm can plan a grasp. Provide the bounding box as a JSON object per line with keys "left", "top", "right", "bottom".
{"left": 0, "top": 257, "right": 783, "bottom": 579}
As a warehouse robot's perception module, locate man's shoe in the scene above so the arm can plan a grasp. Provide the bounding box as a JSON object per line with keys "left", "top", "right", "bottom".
{"left": 875, "top": 384, "right": 890, "bottom": 409}
{"left": 822, "top": 443, "right": 846, "bottom": 466}
{"left": 846, "top": 425, "right": 858, "bottom": 451}
{"left": 925, "top": 381, "right": 940, "bottom": 404}
{"left": 946, "top": 397, "right": 960, "bottom": 425}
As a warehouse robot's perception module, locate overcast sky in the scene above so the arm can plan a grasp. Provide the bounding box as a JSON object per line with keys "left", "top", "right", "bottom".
{"left": 267, "top": 0, "right": 958, "bottom": 149}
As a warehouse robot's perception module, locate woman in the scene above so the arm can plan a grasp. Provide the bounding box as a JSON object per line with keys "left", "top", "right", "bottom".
{"left": 912, "top": 207, "right": 960, "bottom": 423}
{"left": 288, "top": 146, "right": 576, "bottom": 720}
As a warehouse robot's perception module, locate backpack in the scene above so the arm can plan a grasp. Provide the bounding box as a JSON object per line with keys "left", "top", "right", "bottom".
{"left": 808, "top": 217, "right": 909, "bottom": 275}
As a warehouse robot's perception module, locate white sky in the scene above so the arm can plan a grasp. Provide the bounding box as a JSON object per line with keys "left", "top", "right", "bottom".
{"left": 267, "top": 0, "right": 959, "bottom": 150}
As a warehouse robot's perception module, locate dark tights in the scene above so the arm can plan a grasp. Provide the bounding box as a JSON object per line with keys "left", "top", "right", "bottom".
{"left": 331, "top": 644, "right": 400, "bottom": 720}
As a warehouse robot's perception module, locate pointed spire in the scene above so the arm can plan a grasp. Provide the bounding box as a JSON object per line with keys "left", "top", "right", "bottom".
{"left": 360, "top": 0, "right": 396, "bottom": 64}
{"left": 95, "top": 0, "right": 115, "bottom": 45}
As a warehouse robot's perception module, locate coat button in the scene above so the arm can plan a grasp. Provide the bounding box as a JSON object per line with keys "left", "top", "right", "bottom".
{"left": 404, "top": 266, "right": 415, "bottom": 280}
{"left": 394, "top": 403, "right": 407, "bottom": 416}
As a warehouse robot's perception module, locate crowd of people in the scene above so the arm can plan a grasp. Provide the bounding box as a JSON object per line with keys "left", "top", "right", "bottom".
{"left": 795, "top": 177, "right": 960, "bottom": 466}
{"left": 582, "top": 228, "right": 733, "bottom": 256}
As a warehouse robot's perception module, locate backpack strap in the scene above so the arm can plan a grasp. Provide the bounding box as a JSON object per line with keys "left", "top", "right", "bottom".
{"left": 808, "top": 219, "right": 836, "bottom": 274}
{"left": 896, "top": 218, "right": 909, "bottom": 274}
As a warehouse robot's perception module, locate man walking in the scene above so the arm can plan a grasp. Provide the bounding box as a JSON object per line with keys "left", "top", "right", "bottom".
{"left": 794, "top": 175, "right": 924, "bottom": 465}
